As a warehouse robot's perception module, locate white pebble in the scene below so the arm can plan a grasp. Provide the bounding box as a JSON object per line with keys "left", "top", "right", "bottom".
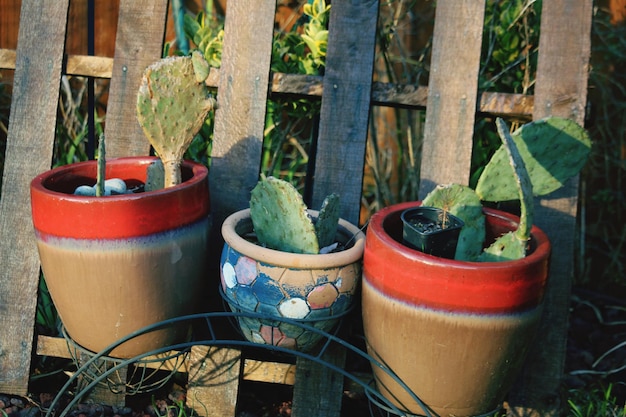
{"left": 74, "top": 185, "right": 96, "bottom": 196}
{"left": 104, "top": 178, "right": 127, "bottom": 195}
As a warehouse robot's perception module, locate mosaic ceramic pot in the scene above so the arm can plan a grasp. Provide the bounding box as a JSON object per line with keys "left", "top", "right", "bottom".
{"left": 362, "top": 201, "right": 551, "bottom": 417}
{"left": 220, "top": 208, "right": 365, "bottom": 352}
{"left": 30, "top": 156, "right": 210, "bottom": 358}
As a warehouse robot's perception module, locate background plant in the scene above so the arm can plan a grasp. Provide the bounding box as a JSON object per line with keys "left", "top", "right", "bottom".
{"left": 182, "top": 0, "right": 329, "bottom": 192}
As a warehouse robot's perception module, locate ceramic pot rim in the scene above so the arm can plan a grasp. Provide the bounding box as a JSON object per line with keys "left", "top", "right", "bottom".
{"left": 222, "top": 208, "right": 365, "bottom": 269}
{"left": 363, "top": 201, "right": 551, "bottom": 313}
{"left": 31, "top": 156, "right": 210, "bottom": 239}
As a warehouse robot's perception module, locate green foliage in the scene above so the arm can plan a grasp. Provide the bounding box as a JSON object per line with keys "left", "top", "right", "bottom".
{"left": 35, "top": 272, "right": 61, "bottom": 336}
{"left": 579, "top": 7, "right": 626, "bottom": 288}
{"left": 472, "top": 0, "right": 542, "bottom": 188}
{"left": 480, "top": 0, "right": 541, "bottom": 94}
{"left": 182, "top": 1, "right": 329, "bottom": 189}
{"left": 184, "top": 12, "right": 224, "bottom": 68}
{"left": 568, "top": 384, "right": 626, "bottom": 417}
{"left": 53, "top": 77, "right": 105, "bottom": 168}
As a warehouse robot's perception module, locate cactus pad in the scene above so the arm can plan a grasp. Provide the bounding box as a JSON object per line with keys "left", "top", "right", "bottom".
{"left": 476, "top": 116, "right": 591, "bottom": 202}
{"left": 137, "top": 52, "right": 216, "bottom": 188}
{"left": 315, "top": 193, "right": 340, "bottom": 250}
{"left": 250, "top": 177, "right": 319, "bottom": 254}
{"left": 478, "top": 118, "right": 535, "bottom": 262}
{"left": 422, "top": 183, "right": 485, "bottom": 261}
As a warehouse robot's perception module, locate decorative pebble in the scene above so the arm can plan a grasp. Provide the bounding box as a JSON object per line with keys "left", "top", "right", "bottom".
{"left": 319, "top": 242, "right": 338, "bottom": 254}
{"left": 73, "top": 185, "right": 96, "bottom": 196}
{"left": 73, "top": 178, "right": 128, "bottom": 196}
{"left": 104, "top": 178, "right": 127, "bottom": 194}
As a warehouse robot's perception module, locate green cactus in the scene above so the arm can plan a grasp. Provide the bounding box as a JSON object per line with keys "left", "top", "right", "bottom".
{"left": 423, "top": 116, "right": 590, "bottom": 262}
{"left": 136, "top": 51, "right": 217, "bottom": 188}
{"left": 315, "top": 193, "right": 340, "bottom": 249}
{"left": 476, "top": 116, "right": 591, "bottom": 202}
{"left": 478, "top": 118, "right": 535, "bottom": 262}
{"left": 249, "top": 177, "right": 341, "bottom": 254}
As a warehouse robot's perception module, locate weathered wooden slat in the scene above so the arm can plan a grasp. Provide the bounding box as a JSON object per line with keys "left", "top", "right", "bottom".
{"left": 242, "top": 358, "right": 297, "bottom": 385}
{"left": 291, "top": 2, "right": 378, "bottom": 416}
{"left": 36, "top": 335, "right": 297, "bottom": 384}
{"left": 1, "top": 49, "right": 535, "bottom": 119}
{"left": 209, "top": 0, "right": 276, "bottom": 225}
{"left": 418, "top": 0, "right": 486, "bottom": 197}
{"left": 0, "top": 0, "right": 71, "bottom": 395}
{"left": 103, "top": 0, "right": 169, "bottom": 158}
{"left": 507, "top": 1, "right": 593, "bottom": 416}
{"left": 478, "top": 91, "right": 534, "bottom": 119}
{"left": 292, "top": 344, "right": 348, "bottom": 417}
{"left": 186, "top": 346, "right": 241, "bottom": 417}
{"left": 0, "top": 48, "right": 16, "bottom": 69}
{"left": 198, "top": 1, "right": 276, "bottom": 412}
{"left": 309, "top": 0, "right": 379, "bottom": 225}
{"left": 66, "top": 55, "right": 113, "bottom": 79}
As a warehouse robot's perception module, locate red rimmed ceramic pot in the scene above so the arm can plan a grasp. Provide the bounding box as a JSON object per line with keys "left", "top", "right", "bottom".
{"left": 30, "top": 156, "right": 210, "bottom": 358}
{"left": 362, "top": 201, "right": 551, "bottom": 417}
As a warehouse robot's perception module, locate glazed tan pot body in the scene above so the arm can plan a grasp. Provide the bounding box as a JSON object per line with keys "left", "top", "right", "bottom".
{"left": 31, "top": 157, "right": 210, "bottom": 358}
{"left": 362, "top": 202, "right": 551, "bottom": 417}
{"left": 220, "top": 208, "right": 365, "bottom": 352}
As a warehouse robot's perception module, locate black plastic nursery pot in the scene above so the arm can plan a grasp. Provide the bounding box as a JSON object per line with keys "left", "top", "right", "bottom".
{"left": 401, "top": 206, "right": 464, "bottom": 259}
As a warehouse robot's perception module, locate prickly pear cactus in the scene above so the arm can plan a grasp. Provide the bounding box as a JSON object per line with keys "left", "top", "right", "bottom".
{"left": 315, "top": 193, "right": 340, "bottom": 249}
{"left": 422, "top": 183, "right": 485, "bottom": 261}
{"left": 476, "top": 116, "right": 591, "bottom": 202}
{"left": 136, "top": 51, "right": 216, "bottom": 188}
{"left": 250, "top": 177, "right": 320, "bottom": 254}
{"left": 478, "top": 118, "right": 535, "bottom": 262}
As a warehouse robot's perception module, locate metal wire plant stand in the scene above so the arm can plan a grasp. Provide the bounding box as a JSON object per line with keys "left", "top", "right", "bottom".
{"left": 61, "top": 326, "right": 189, "bottom": 396}
{"left": 45, "top": 310, "right": 436, "bottom": 417}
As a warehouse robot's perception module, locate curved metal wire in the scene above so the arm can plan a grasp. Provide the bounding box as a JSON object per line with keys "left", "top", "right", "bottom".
{"left": 62, "top": 327, "right": 189, "bottom": 395}
{"left": 46, "top": 310, "right": 435, "bottom": 417}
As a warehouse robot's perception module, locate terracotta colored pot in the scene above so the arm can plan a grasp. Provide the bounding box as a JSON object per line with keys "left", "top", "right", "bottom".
{"left": 220, "top": 208, "right": 365, "bottom": 352}
{"left": 31, "top": 157, "right": 210, "bottom": 358}
{"left": 362, "top": 201, "right": 551, "bottom": 416}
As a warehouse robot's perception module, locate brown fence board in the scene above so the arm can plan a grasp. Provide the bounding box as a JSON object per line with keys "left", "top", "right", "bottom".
{"left": 186, "top": 346, "right": 241, "bottom": 417}
{"left": 507, "top": 1, "right": 593, "bottom": 415}
{"left": 209, "top": 0, "right": 276, "bottom": 225}
{"left": 309, "top": 0, "right": 379, "bottom": 225}
{"left": 419, "top": 0, "right": 486, "bottom": 196}
{"left": 103, "top": 0, "right": 169, "bottom": 158}
{"left": 0, "top": 0, "right": 70, "bottom": 395}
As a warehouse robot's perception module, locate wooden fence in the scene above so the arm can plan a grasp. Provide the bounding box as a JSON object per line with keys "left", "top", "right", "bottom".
{"left": 0, "top": 0, "right": 592, "bottom": 416}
